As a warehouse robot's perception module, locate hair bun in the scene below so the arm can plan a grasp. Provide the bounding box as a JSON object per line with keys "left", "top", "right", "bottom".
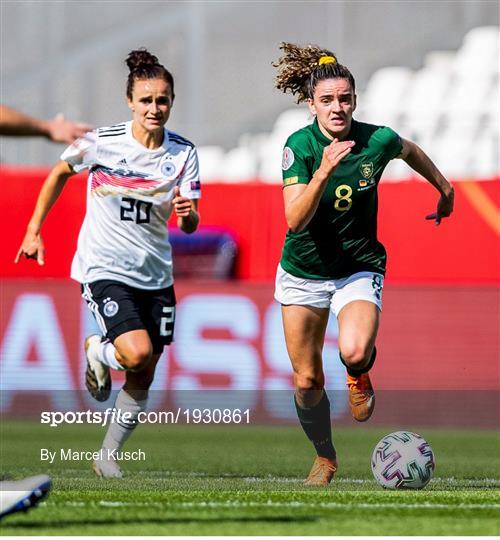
{"left": 126, "top": 48, "right": 160, "bottom": 72}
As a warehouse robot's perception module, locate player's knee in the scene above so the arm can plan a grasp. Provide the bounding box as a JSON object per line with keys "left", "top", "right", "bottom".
{"left": 294, "top": 372, "right": 324, "bottom": 408}
{"left": 121, "top": 347, "right": 153, "bottom": 371}
{"left": 295, "top": 372, "right": 324, "bottom": 393}
{"left": 340, "top": 344, "right": 371, "bottom": 370}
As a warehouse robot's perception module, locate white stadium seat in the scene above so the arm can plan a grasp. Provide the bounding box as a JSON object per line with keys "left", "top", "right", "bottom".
{"left": 273, "top": 108, "right": 311, "bottom": 136}
{"left": 218, "top": 146, "right": 258, "bottom": 183}
{"left": 432, "top": 127, "right": 472, "bottom": 178}
{"left": 356, "top": 66, "right": 413, "bottom": 126}
{"left": 452, "top": 26, "right": 500, "bottom": 77}
{"left": 401, "top": 67, "right": 451, "bottom": 141}
{"left": 441, "top": 74, "right": 494, "bottom": 124}
{"left": 258, "top": 132, "right": 290, "bottom": 184}
{"left": 197, "top": 146, "right": 225, "bottom": 183}
{"left": 424, "top": 50, "right": 455, "bottom": 72}
{"left": 382, "top": 158, "right": 412, "bottom": 182}
{"left": 469, "top": 127, "right": 499, "bottom": 178}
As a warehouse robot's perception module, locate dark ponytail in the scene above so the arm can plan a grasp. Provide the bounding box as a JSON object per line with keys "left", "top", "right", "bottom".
{"left": 125, "top": 48, "right": 175, "bottom": 99}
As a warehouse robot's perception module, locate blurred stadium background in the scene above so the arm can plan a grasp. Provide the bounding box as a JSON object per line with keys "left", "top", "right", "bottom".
{"left": 1, "top": 1, "right": 498, "bottom": 428}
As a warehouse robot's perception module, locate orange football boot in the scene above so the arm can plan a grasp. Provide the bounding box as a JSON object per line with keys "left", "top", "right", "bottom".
{"left": 304, "top": 456, "right": 338, "bottom": 486}
{"left": 346, "top": 372, "right": 375, "bottom": 422}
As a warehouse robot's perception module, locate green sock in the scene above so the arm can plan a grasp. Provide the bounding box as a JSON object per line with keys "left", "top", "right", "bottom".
{"left": 294, "top": 391, "right": 336, "bottom": 459}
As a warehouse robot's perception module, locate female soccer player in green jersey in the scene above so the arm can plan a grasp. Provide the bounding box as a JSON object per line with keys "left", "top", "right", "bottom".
{"left": 273, "top": 43, "right": 454, "bottom": 485}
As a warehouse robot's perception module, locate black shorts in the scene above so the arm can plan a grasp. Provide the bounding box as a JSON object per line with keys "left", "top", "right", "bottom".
{"left": 81, "top": 280, "right": 176, "bottom": 354}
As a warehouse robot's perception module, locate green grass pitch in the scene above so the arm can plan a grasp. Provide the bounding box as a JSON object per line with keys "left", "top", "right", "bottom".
{"left": 1, "top": 421, "right": 499, "bottom": 535}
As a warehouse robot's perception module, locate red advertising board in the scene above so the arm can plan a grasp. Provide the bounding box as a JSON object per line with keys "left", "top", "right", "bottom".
{"left": 1, "top": 279, "right": 498, "bottom": 426}
{"left": 2, "top": 166, "right": 498, "bottom": 283}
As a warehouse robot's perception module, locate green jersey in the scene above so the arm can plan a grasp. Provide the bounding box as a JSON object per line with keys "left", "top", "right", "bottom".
{"left": 280, "top": 118, "right": 402, "bottom": 279}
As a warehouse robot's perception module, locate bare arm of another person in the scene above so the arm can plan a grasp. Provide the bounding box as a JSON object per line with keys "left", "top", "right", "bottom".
{"left": 0, "top": 105, "right": 91, "bottom": 144}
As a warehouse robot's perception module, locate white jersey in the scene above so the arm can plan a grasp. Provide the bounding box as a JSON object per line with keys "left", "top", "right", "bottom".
{"left": 61, "top": 121, "right": 201, "bottom": 289}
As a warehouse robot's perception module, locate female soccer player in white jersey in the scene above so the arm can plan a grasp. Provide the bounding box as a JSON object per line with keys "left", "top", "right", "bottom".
{"left": 16, "top": 49, "right": 201, "bottom": 478}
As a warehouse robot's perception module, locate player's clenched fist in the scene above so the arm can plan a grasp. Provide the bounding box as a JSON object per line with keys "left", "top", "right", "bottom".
{"left": 172, "top": 185, "right": 192, "bottom": 217}
{"left": 318, "top": 138, "right": 355, "bottom": 177}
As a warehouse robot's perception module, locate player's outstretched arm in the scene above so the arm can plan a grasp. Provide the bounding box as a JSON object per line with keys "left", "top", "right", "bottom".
{"left": 15, "top": 161, "right": 75, "bottom": 265}
{"left": 398, "top": 138, "right": 454, "bottom": 225}
{"left": 172, "top": 186, "right": 199, "bottom": 234}
{"left": 0, "top": 105, "right": 91, "bottom": 144}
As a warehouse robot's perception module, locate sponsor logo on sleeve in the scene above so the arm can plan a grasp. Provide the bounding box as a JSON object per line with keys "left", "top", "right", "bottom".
{"left": 283, "top": 176, "right": 299, "bottom": 187}
{"left": 282, "top": 147, "right": 295, "bottom": 171}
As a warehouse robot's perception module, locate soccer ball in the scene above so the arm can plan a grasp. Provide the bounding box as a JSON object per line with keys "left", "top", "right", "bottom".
{"left": 371, "top": 431, "right": 435, "bottom": 489}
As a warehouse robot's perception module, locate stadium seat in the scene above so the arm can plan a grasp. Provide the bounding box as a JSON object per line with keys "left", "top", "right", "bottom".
{"left": 481, "top": 90, "right": 500, "bottom": 133}
{"left": 401, "top": 67, "right": 451, "bottom": 142}
{"left": 452, "top": 26, "right": 500, "bottom": 77}
{"left": 218, "top": 146, "right": 257, "bottom": 182}
{"left": 432, "top": 127, "right": 471, "bottom": 178}
{"left": 424, "top": 50, "right": 455, "bottom": 71}
{"left": 273, "top": 107, "right": 311, "bottom": 136}
{"left": 382, "top": 158, "right": 412, "bottom": 182}
{"left": 441, "top": 74, "right": 493, "bottom": 124}
{"left": 469, "top": 127, "right": 499, "bottom": 178}
{"left": 257, "top": 132, "right": 289, "bottom": 183}
{"left": 356, "top": 67, "right": 413, "bottom": 126}
{"left": 197, "top": 146, "right": 225, "bottom": 183}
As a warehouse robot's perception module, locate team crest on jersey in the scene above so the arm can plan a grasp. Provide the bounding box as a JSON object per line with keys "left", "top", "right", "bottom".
{"left": 103, "top": 298, "right": 119, "bottom": 317}
{"left": 282, "top": 147, "right": 295, "bottom": 171}
{"left": 161, "top": 161, "right": 177, "bottom": 177}
{"left": 360, "top": 162, "right": 374, "bottom": 179}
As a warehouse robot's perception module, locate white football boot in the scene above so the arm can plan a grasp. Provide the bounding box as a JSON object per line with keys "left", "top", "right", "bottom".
{"left": 93, "top": 457, "right": 123, "bottom": 478}
{"left": 85, "top": 335, "right": 111, "bottom": 402}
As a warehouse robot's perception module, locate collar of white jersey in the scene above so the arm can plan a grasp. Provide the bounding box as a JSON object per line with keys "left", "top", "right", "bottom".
{"left": 125, "top": 121, "right": 170, "bottom": 153}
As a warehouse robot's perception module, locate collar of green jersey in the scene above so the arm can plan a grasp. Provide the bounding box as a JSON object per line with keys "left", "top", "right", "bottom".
{"left": 312, "top": 117, "right": 357, "bottom": 145}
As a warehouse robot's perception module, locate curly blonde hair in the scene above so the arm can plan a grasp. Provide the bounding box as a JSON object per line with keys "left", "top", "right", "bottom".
{"left": 273, "top": 42, "right": 355, "bottom": 103}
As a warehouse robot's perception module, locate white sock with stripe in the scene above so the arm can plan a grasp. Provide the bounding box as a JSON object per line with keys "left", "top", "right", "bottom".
{"left": 101, "top": 389, "right": 148, "bottom": 455}
{"left": 96, "top": 340, "right": 126, "bottom": 371}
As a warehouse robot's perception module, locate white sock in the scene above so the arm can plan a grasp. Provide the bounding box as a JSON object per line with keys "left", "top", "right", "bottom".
{"left": 101, "top": 389, "right": 148, "bottom": 455}
{"left": 97, "top": 341, "right": 126, "bottom": 371}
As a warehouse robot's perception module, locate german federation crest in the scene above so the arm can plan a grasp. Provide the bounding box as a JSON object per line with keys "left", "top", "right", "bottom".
{"left": 103, "top": 300, "right": 119, "bottom": 318}
{"left": 360, "top": 162, "right": 374, "bottom": 179}
{"left": 161, "top": 161, "right": 177, "bottom": 178}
